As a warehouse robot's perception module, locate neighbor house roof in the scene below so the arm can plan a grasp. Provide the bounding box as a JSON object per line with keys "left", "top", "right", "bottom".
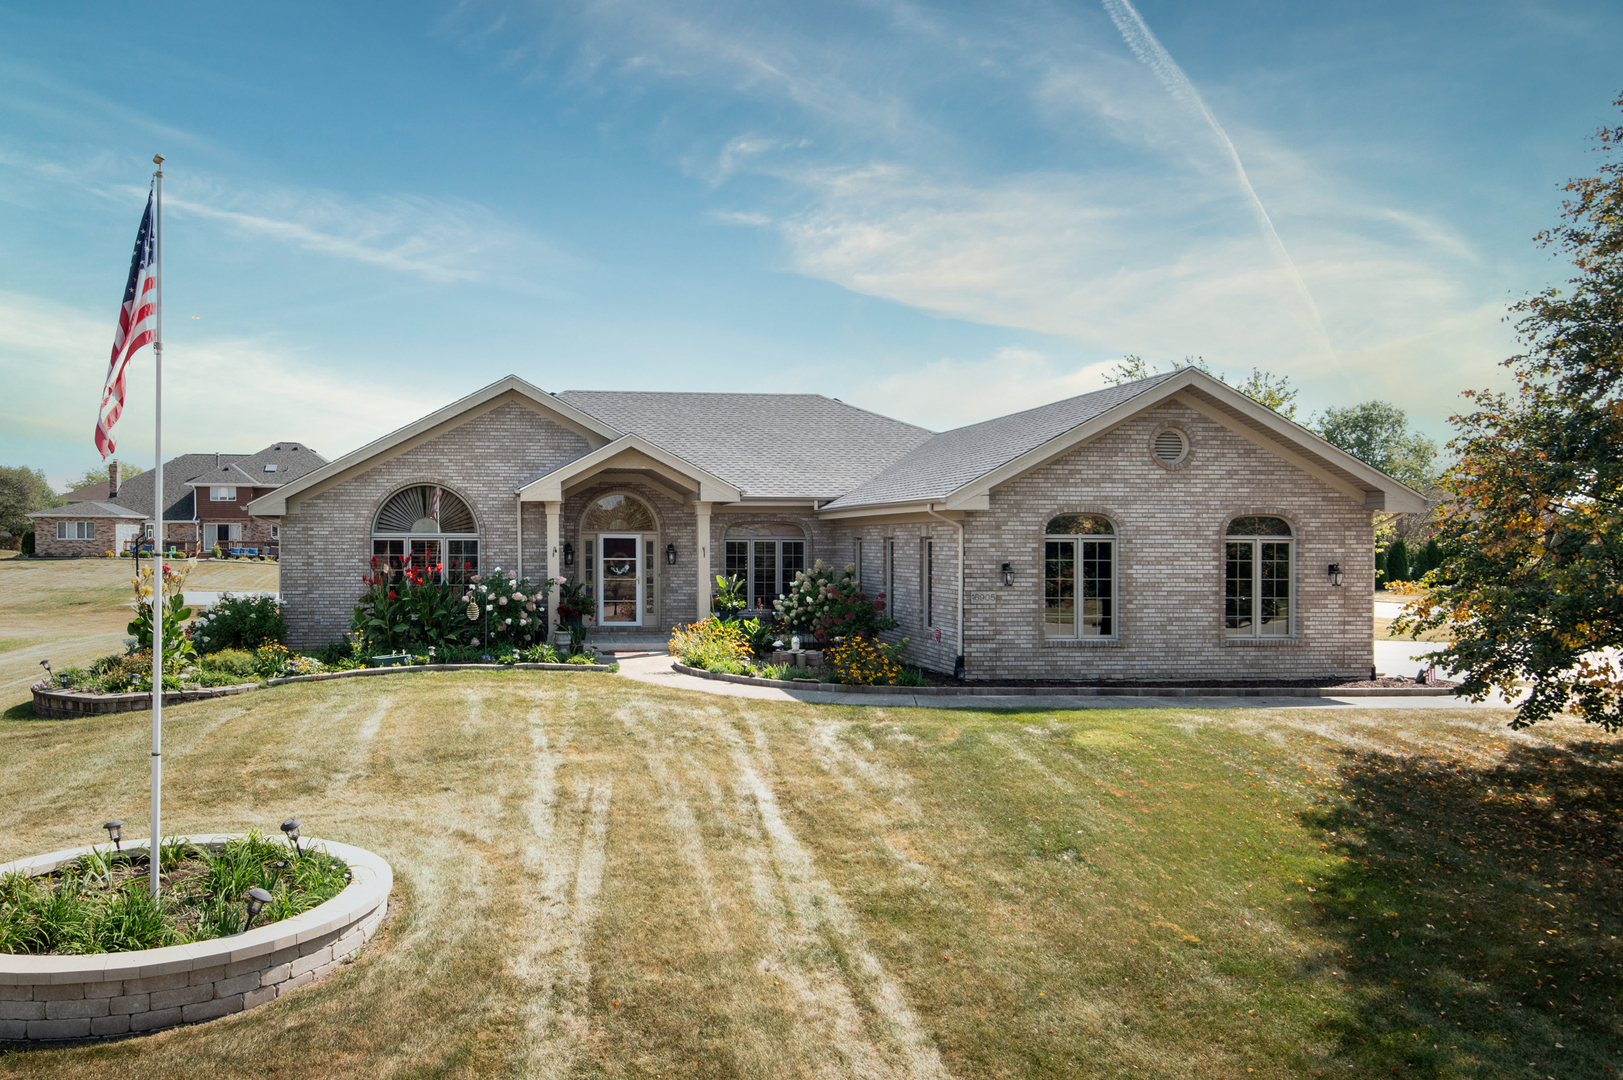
{"left": 101, "top": 443, "right": 327, "bottom": 522}
{"left": 557, "top": 391, "right": 934, "bottom": 500}
{"left": 27, "top": 500, "right": 146, "bottom": 520}
{"left": 60, "top": 480, "right": 113, "bottom": 503}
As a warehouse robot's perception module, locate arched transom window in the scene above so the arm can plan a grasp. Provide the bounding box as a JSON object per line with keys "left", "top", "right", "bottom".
{"left": 1225, "top": 516, "right": 1292, "bottom": 638}
{"left": 1044, "top": 514, "right": 1115, "bottom": 639}
{"left": 372, "top": 485, "right": 479, "bottom": 584}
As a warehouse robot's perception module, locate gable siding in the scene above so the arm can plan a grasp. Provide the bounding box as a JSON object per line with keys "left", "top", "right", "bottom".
{"left": 279, "top": 402, "right": 592, "bottom": 648}
{"left": 961, "top": 400, "right": 1372, "bottom": 680}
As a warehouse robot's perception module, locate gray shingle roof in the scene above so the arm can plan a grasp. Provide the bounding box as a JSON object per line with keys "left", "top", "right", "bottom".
{"left": 27, "top": 500, "right": 146, "bottom": 520}
{"left": 557, "top": 391, "right": 934, "bottom": 499}
{"left": 99, "top": 443, "right": 327, "bottom": 521}
{"left": 821, "top": 373, "right": 1183, "bottom": 510}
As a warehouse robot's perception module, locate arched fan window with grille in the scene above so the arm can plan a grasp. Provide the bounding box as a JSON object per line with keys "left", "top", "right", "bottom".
{"left": 371, "top": 485, "right": 479, "bottom": 584}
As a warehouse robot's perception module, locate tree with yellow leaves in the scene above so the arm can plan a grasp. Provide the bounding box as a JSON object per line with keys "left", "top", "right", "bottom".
{"left": 1398, "top": 94, "right": 1623, "bottom": 728}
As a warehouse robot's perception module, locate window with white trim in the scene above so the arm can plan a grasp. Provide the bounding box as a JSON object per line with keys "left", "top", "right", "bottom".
{"left": 210, "top": 486, "right": 237, "bottom": 501}
{"left": 723, "top": 528, "right": 805, "bottom": 612}
{"left": 56, "top": 521, "right": 94, "bottom": 540}
{"left": 269, "top": 525, "right": 279, "bottom": 540}
{"left": 1044, "top": 514, "right": 1115, "bottom": 639}
{"left": 1225, "top": 516, "right": 1293, "bottom": 638}
{"left": 371, "top": 485, "right": 480, "bottom": 584}
{"left": 203, "top": 523, "right": 242, "bottom": 547}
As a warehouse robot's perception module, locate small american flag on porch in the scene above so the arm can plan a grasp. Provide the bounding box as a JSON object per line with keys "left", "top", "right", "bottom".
{"left": 94, "top": 188, "right": 158, "bottom": 459}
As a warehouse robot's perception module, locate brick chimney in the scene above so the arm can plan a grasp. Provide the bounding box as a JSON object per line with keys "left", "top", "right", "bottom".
{"left": 108, "top": 461, "right": 121, "bottom": 497}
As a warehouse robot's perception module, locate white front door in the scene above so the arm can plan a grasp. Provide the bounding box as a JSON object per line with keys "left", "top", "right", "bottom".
{"left": 598, "top": 534, "right": 642, "bottom": 626}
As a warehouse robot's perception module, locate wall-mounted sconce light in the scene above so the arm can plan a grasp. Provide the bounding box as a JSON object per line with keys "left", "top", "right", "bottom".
{"left": 666, "top": 543, "right": 677, "bottom": 565}
{"left": 563, "top": 541, "right": 574, "bottom": 567}
{"left": 1001, "top": 562, "right": 1015, "bottom": 586}
{"left": 1327, "top": 562, "right": 1344, "bottom": 587}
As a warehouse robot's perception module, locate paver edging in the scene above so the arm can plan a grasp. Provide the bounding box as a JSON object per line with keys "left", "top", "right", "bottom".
{"left": 668, "top": 661, "right": 1456, "bottom": 698}
{"left": 0, "top": 834, "right": 391, "bottom": 1042}
{"left": 31, "top": 662, "right": 615, "bottom": 717}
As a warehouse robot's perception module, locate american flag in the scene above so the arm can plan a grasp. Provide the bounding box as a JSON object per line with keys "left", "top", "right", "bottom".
{"left": 94, "top": 189, "right": 158, "bottom": 459}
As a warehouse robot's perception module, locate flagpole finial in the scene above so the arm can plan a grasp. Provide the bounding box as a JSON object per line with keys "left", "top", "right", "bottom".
{"left": 152, "top": 154, "right": 163, "bottom": 165}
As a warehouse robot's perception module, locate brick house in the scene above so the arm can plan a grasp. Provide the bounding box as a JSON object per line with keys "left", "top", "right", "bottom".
{"left": 28, "top": 445, "right": 326, "bottom": 558}
{"left": 252, "top": 371, "right": 1424, "bottom": 680}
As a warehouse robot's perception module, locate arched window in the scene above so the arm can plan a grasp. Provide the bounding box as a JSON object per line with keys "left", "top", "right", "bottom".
{"left": 582, "top": 493, "right": 655, "bottom": 533}
{"left": 1044, "top": 514, "right": 1115, "bottom": 639}
{"left": 723, "top": 524, "right": 806, "bottom": 610}
{"left": 371, "top": 485, "right": 479, "bottom": 584}
{"left": 1225, "top": 516, "right": 1292, "bottom": 638}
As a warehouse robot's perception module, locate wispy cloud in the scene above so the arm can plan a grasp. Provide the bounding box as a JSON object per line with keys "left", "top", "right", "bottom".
{"left": 462, "top": 0, "right": 1516, "bottom": 426}
{"left": 0, "top": 290, "right": 446, "bottom": 487}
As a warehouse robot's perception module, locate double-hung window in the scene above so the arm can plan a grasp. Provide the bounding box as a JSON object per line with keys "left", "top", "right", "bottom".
{"left": 1044, "top": 514, "right": 1115, "bottom": 639}
{"left": 1225, "top": 516, "right": 1293, "bottom": 638}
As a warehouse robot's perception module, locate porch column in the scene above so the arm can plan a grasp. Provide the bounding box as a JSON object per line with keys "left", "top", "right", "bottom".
{"left": 544, "top": 500, "right": 562, "bottom": 639}
{"left": 694, "top": 501, "right": 712, "bottom": 619}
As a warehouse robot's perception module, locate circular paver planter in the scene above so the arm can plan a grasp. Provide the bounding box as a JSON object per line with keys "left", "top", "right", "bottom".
{"left": 31, "top": 662, "right": 617, "bottom": 719}
{"left": 0, "top": 835, "right": 391, "bottom": 1042}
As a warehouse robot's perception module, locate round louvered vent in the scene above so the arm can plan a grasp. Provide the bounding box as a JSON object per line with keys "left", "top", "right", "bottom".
{"left": 1153, "top": 429, "right": 1188, "bottom": 464}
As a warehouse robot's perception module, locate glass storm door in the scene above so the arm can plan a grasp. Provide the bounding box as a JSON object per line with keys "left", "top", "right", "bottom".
{"left": 598, "top": 535, "right": 642, "bottom": 626}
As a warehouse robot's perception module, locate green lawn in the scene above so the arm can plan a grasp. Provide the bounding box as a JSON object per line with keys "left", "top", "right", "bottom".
{"left": 1, "top": 668, "right": 1617, "bottom": 1078}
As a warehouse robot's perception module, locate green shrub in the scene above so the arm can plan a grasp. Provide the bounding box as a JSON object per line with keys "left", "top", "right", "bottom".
{"left": 668, "top": 619, "right": 751, "bottom": 669}
{"left": 19, "top": 529, "right": 34, "bottom": 556}
{"left": 1385, "top": 538, "right": 1411, "bottom": 584}
{"left": 827, "top": 636, "right": 902, "bottom": 685}
{"left": 897, "top": 666, "right": 929, "bottom": 687}
{"left": 189, "top": 594, "right": 286, "bottom": 653}
{"left": 565, "top": 653, "right": 598, "bottom": 665}
{"left": 521, "top": 642, "right": 564, "bottom": 663}
{"left": 200, "top": 648, "right": 258, "bottom": 679}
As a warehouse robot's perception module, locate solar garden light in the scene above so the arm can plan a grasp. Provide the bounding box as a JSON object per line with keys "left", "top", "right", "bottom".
{"left": 103, "top": 819, "right": 124, "bottom": 851}
{"left": 1327, "top": 562, "right": 1344, "bottom": 587}
{"left": 38, "top": 659, "right": 52, "bottom": 679}
{"left": 243, "top": 887, "right": 273, "bottom": 932}
{"left": 281, "top": 816, "right": 301, "bottom": 856}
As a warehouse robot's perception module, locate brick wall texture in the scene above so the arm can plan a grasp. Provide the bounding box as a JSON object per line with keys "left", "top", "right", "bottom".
{"left": 278, "top": 396, "right": 1373, "bottom": 680}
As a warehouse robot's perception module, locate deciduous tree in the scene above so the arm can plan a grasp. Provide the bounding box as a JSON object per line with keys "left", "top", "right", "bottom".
{"left": 1397, "top": 96, "right": 1623, "bottom": 729}
{"left": 1314, "top": 401, "right": 1438, "bottom": 491}
{"left": 0, "top": 466, "right": 61, "bottom": 537}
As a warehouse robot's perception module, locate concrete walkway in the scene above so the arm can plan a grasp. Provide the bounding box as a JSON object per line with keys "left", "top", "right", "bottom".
{"left": 614, "top": 653, "right": 1515, "bottom": 711}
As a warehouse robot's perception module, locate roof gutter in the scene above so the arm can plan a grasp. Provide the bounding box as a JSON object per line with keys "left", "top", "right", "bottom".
{"left": 923, "top": 503, "right": 964, "bottom": 681}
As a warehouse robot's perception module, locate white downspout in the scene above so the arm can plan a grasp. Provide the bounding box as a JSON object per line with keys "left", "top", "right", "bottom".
{"left": 923, "top": 503, "right": 964, "bottom": 680}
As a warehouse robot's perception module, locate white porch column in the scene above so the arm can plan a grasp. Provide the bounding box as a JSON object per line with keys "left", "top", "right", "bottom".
{"left": 694, "top": 501, "right": 712, "bottom": 620}
{"left": 544, "top": 500, "right": 562, "bottom": 638}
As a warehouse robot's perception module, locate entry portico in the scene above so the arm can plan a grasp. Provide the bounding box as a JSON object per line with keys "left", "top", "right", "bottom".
{"left": 516, "top": 433, "right": 741, "bottom": 637}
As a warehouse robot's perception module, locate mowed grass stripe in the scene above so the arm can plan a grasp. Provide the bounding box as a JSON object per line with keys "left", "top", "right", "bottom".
{"left": 3, "top": 674, "right": 1615, "bottom": 1078}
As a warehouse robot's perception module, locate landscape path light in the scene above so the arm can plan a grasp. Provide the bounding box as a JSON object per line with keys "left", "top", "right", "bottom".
{"left": 103, "top": 819, "right": 123, "bottom": 851}
{"left": 282, "top": 816, "right": 301, "bottom": 856}
{"left": 243, "top": 886, "right": 273, "bottom": 932}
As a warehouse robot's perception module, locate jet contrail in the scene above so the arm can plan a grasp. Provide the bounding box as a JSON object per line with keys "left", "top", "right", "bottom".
{"left": 1101, "top": 0, "right": 1340, "bottom": 367}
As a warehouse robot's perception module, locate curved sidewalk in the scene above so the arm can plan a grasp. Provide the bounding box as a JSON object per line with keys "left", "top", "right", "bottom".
{"left": 613, "top": 654, "right": 1515, "bottom": 711}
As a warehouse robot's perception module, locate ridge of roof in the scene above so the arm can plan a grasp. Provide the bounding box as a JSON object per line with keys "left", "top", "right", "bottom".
{"left": 556, "top": 390, "right": 934, "bottom": 499}
{"left": 27, "top": 500, "right": 147, "bottom": 519}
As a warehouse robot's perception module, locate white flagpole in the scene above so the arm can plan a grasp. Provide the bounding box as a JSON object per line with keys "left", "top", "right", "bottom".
{"left": 150, "top": 153, "right": 165, "bottom": 899}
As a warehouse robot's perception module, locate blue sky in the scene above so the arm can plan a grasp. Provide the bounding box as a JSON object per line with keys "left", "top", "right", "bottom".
{"left": 2, "top": 1, "right": 1618, "bottom": 489}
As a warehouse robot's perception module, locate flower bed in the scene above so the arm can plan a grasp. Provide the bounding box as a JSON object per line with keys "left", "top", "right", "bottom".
{"left": 0, "top": 834, "right": 390, "bottom": 1041}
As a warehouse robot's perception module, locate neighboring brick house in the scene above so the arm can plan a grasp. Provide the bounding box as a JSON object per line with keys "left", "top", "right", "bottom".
{"left": 25, "top": 500, "right": 148, "bottom": 557}
{"left": 252, "top": 372, "right": 1424, "bottom": 680}
{"left": 29, "top": 444, "right": 326, "bottom": 557}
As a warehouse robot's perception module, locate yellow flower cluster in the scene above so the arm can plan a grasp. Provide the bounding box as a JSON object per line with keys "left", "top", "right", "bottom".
{"left": 668, "top": 619, "right": 751, "bottom": 669}
{"left": 826, "top": 636, "right": 901, "bottom": 686}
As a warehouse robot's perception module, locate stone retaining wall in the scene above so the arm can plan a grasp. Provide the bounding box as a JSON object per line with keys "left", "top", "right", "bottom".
{"left": 31, "top": 684, "right": 259, "bottom": 719}
{"left": 0, "top": 835, "right": 391, "bottom": 1042}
